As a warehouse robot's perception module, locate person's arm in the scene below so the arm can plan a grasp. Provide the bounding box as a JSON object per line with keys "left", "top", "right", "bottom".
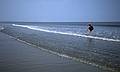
{"left": 87, "top": 26, "right": 89, "bottom": 31}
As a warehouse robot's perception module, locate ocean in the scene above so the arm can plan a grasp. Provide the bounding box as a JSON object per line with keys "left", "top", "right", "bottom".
{"left": 0, "top": 22, "right": 120, "bottom": 72}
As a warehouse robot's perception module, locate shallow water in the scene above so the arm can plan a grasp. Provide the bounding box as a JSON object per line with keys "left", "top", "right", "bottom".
{"left": 1, "top": 22, "right": 120, "bottom": 71}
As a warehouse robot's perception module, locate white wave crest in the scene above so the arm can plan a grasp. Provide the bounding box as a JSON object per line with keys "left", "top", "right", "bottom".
{"left": 12, "top": 24, "right": 120, "bottom": 42}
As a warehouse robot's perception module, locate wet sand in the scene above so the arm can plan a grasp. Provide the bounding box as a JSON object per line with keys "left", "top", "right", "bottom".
{"left": 0, "top": 32, "right": 109, "bottom": 72}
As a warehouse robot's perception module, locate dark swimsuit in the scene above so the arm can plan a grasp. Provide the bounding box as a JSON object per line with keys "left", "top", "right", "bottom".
{"left": 89, "top": 26, "right": 94, "bottom": 31}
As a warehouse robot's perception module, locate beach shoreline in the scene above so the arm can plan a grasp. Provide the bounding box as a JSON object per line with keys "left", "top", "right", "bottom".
{"left": 0, "top": 31, "right": 110, "bottom": 72}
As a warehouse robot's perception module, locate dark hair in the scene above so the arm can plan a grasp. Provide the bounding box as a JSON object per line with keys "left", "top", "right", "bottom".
{"left": 88, "top": 24, "right": 92, "bottom": 26}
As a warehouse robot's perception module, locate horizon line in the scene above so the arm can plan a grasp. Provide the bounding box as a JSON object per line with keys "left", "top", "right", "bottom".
{"left": 0, "top": 21, "right": 120, "bottom": 23}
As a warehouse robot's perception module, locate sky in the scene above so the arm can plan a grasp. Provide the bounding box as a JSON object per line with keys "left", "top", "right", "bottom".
{"left": 0, "top": 0, "right": 120, "bottom": 22}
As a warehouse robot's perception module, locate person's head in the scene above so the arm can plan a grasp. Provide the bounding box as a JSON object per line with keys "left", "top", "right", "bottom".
{"left": 88, "top": 23, "right": 92, "bottom": 26}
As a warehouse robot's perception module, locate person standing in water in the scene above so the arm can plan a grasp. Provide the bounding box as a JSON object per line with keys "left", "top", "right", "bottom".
{"left": 87, "top": 23, "right": 94, "bottom": 33}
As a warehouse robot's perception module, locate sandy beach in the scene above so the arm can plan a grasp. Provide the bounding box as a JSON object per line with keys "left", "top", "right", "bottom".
{"left": 0, "top": 31, "right": 110, "bottom": 72}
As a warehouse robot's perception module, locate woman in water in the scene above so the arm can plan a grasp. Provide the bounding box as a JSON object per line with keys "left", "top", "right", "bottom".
{"left": 87, "top": 23, "right": 94, "bottom": 33}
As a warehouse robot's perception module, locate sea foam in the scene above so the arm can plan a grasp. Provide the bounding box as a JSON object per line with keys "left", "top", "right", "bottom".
{"left": 12, "top": 24, "right": 120, "bottom": 42}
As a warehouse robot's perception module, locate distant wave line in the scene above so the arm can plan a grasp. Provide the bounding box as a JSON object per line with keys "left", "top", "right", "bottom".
{"left": 12, "top": 24, "right": 120, "bottom": 42}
